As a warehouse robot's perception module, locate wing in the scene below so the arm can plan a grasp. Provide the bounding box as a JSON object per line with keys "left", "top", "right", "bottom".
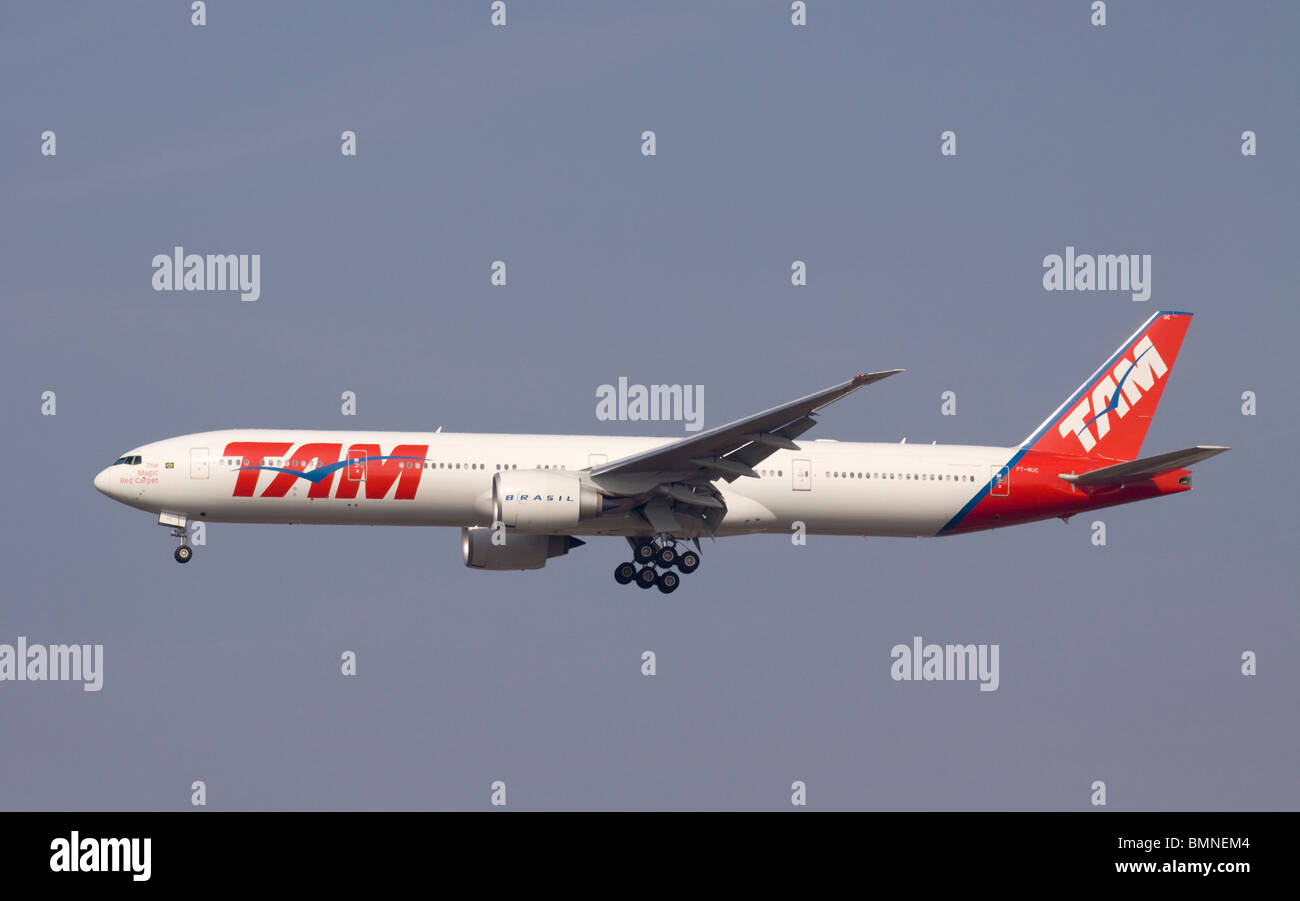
{"left": 1059, "top": 445, "right": 1229, "bottom": 487}
{"left": 586, "top": 371, "right": 902, "bottom": 527}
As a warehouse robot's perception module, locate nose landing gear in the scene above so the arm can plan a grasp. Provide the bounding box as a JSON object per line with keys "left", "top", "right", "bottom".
{"left": 159, "top": 512, "right": 193, "bottom": 564}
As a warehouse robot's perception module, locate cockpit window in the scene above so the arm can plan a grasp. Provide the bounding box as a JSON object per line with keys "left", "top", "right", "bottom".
{"left": 113, "top": 455, "right": 142, "bottom": 465}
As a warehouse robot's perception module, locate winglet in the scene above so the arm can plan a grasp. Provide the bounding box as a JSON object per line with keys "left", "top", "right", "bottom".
{"left": 854, "top": 369, "right": 904, "bottom": 386}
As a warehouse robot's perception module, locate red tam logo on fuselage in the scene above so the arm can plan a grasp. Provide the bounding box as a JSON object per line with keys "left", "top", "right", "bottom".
{"left": 222, "top": 441, "right": 429, "bottom": 499}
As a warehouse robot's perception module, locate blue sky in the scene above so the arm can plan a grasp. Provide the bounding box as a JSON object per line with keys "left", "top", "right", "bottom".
{"left": 1, "top": 1, "right": 1296, "bottom": 809}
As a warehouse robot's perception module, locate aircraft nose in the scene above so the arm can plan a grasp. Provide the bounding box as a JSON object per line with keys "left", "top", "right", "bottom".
{"left": 93, "top": 467, "right": 113, "bottom": 497}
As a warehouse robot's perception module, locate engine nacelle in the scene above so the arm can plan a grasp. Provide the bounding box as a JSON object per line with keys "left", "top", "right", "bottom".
{"left": 461, "top": 527, "right": 581, "bottom": 571}
{"left": 492, "top": 470, "right": 605, "bottom": 533}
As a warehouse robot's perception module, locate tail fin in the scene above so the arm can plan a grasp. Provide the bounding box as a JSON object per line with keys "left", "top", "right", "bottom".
{"left": 1020, "top": 311, "right": 1193, "bottom": 462}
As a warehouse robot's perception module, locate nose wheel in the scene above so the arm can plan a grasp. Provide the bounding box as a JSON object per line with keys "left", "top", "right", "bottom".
{"left": 163, "top": 519, "right": 193, "bottom": 564}
{"left": 617, "top": 538, "right": 698, "bottom": 592}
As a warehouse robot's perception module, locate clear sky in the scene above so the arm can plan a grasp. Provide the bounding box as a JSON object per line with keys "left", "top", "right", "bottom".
{"left": 1, "top": 1, "right": 1296, "bottom": 809}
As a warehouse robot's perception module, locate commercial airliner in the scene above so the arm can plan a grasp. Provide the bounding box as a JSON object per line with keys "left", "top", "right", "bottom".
{"left": 94, "top": 311, "right": 1226, "bottom": 592}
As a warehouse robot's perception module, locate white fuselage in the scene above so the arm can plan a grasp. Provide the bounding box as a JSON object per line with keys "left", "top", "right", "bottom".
{"left": 95, "top": 429, "right": 1016, "bottom": 538}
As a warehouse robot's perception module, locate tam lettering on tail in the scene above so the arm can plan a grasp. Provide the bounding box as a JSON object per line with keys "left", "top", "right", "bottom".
{"left": 1020, "top": 311, "right": 1192, "bottom": 462}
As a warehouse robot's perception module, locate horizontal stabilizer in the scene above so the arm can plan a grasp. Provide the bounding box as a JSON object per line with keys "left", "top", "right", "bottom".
{"left": 1060, "top": 445, "right": 1229, "bottom": 487}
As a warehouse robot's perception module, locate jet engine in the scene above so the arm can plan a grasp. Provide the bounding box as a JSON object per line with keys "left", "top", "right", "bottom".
{"left": 461, "top": 527, "right": 584, "bottom": 571}
{"left": 492, "top": 470, "right": 606, "bottom": 532}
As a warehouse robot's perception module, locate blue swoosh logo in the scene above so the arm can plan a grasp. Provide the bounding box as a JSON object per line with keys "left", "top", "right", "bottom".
{"left": 238, "top": 455, "right": 427, "bottom": 484}
{"left": 1081, "top": 346, "right": 1151, "bottom": 432}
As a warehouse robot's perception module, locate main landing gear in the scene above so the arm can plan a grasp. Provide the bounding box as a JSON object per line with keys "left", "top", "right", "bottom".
{"left": 614, "top": 538, "right": 699, "bottom": 593}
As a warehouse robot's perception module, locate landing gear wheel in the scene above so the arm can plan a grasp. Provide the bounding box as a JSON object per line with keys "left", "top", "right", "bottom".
{"left": 614, "top": 562, "right": 637, "bottom": 585}
{"left": 676, "top": 550, "right": 700, "bottom": 574}
{"left": 656, "top": 570, "right": 680, "bottom": 594}
{"left": 654, "top": 544, "right": 678, "bottom": 568}
{"left": 174, "top": 545, "right": 192, "bottom": 564}
{"left": 635, "top": 566, "right": 657, "bottom": 589}
{"left": 633, "top": 541, "right": 656, "bottom": 564}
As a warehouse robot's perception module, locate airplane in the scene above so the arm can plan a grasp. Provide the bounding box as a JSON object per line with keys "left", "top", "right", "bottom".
{"left": 94, "top": 311, "right": 1227, "bottom": 592}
